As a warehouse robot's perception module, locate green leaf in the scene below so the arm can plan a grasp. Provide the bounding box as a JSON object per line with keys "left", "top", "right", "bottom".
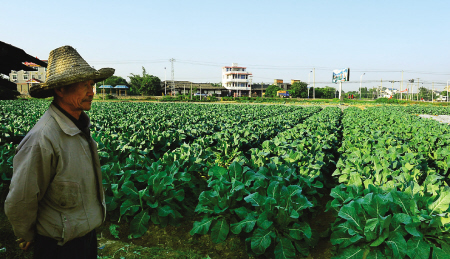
{"left": 391, "top": 190, "right": 416, "bottom": 216}
{"left": 332, "top": 245, "right": 365, "bottom": 259}
{"left": 370, "top": 229, "right": 389, "bottom": 247}
{"left": 428, "top": 189, "right": 450, "bottom": 215}
{"left": 229, "top": 161, "right": 243, "bottom": 180}
{"left": 251, "top": 228, "right": 276, "bottom": 255}
{"left": 405, "top": 163, "right": 414, "bottom": 171}
{"left": 432, "top": 245, "right": 448, "bottom": 259}
{"left": 267, "top": 181, "right": 281, "bottom": 199}
{"left": 405, "top": 224, "right": 422, "bottom": 237}
{"left": 274, "top": 237, "right": 296, "bottom": 259}
{"left": 172, "top": 189, "right": 184, "bottom": 201}
{"left": 289, "top": 222, "right": 312, "bottom": 240}
{"left": 109, "top": 224, "right": 120, "bottom": 239}
{"left": 406, "top": 237, "right": 430, "bottom": 259}
{"left": 158, "top": 205, "right": 174, "bottom": 217}
{"left": 257, "top": 211, "right": 273, "bottom": 230}
{"left": 331, "top": 229, "right": 355, "bottom": 248}
{"left": 385, "top": 232, "right": 407, "bottom": 258}
{"left": 208, "top": 165, "right": 228, "bottom": 179}
{"left": 393, "top": 213, "right": 412, "bottom": 225}
{"left": 363, "top": 193, "right": 391, "bottom": 218}
{"left": 244, "top": 192, "right": 266, "bottom": 207}
{"left": 211, "top": 218, "right": 229, "bottom": 244}
{"left": 231, "top": 213, "right": 256, "bottom": 234}
{"left": 121, "top": 180, "right": 139, "bottom": 200}
{"left": 233, "top": 206, "right": 248, "bottom": 219}
{"left": 330, "top": 186, "right": 348, "bottom": 203}
{"left": 365, "top": 249, "right": 387, "bottom": 259}
{"left": 198, "top": 191, "right": 219, "bottom": 207}
{"left": 190, "top": 217, "right": 214, "bottom": 235}
{"left": 120, "top": 199, "right": 140, "bottom": 216}
{"left": 338, "top": 202, "right": 362, "bottom": 230}
{"left": 130, "top": 210, "right": 150, "bottom": 238}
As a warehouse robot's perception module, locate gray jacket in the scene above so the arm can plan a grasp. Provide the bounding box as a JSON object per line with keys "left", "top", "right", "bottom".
{"left": 5, "top": 104, "right": 106, "bottom": 245}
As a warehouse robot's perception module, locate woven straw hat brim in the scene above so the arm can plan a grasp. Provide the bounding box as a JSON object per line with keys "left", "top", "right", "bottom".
{"left": 29, "top": 45, "right": 115, "bottom": 98}
{"left": 30, "top": 68, "right": 114, "bottom": 98}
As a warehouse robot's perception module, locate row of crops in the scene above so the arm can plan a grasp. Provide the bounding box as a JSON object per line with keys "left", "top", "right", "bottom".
{"left": 1, "top": 100, "right": 450, "bottom": 258}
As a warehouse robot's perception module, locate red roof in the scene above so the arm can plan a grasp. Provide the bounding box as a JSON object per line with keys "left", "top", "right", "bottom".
{"left": 26, "top": 78, "right": 43, "bottom": 83}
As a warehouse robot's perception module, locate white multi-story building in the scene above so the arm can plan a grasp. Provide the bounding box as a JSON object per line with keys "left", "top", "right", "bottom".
{"left": 222, "top": 63, "right": 252, "bottom": 96}
{"left": 9, "top": 62, "right": 47, "bottom": 95}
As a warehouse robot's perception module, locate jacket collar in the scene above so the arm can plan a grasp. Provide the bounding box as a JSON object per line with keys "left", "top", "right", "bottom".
{"left": 49, "top": 104, "right": 92, "bottom": 136}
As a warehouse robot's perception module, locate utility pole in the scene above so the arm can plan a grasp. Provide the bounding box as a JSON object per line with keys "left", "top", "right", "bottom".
{"left": 389, "top": 81, "right": 400, "bottom": 98}
{"left": 416, "top": 78, "right": 420, "bottom": 101}
{"left": 170, "top": 58, "right": 175, "bottom": 96}
{"left": 391, "top": 81, "right": 394, "bottom": 98}
{"left": 190, "top": 82, "right": 192, "bottom": 100}
{"left": 380, "top": 79, "right": 383, "bottom": 98}
{"left": 401, "top": 70, "right": 403, "bottom": 100}
{"left": 261, "top": 82, "right": 263, "bottom": 97}
{"left": 313, "top": 68, "right": 315, "bottom": 99}
{"left": 249, "top": 75, "right": 253, "bottom": 97}
{"left": 308, "top": 70, "right": 312, "bottom": 98}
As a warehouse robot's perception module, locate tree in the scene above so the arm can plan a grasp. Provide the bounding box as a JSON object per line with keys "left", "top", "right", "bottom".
{"left": 128, "top": 67, "right": 161, "bottom": 96}
{"left": 325, "top": 86, "right": 337, "bottom": 99}
{"left": 265, "top": 84, "right": 281, "bottom": 97}
{"left": 98, "top": 75, "right": 128, "bottom": 86}
{"left": 289, "top": 81, "right": 307, "bottom": 98}
{"left": 418, "top": 86, "right": 431, "bottom": 101}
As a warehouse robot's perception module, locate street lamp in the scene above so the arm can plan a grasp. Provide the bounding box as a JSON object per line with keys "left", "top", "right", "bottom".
{"left": 307, "top": 70, "right": 312, "bottom": 98}
{"left": 359, "top": 73, "right": 365, "bottom": 100}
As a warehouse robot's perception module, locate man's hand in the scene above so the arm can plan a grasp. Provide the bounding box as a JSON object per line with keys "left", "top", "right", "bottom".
{"left": 16, "top": 238, "right": 32, "bottom": 251}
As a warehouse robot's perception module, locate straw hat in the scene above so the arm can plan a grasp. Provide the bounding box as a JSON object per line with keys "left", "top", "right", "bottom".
{"left": 30, "top": 45, "right": 114, "bottom": 98}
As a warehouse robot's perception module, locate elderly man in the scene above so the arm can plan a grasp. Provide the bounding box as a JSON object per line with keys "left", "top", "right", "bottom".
{"left": 4, "top": 45, "right": 114, "bottom": 259}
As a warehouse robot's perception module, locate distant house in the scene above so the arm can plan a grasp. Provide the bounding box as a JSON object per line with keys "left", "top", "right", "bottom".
{"left": 222, "top": 63, "right": 252, "bottom": 97}
{"left": 10, "top": 66, "right": 47, "bottom": 95}
{"left": 0, "top": 41, "right": 47, "bottom": 98}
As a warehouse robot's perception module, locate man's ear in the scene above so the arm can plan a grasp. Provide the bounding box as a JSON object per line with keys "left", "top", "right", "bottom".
{"left": 54, "top": 87, "right": 64, "bottom": 98}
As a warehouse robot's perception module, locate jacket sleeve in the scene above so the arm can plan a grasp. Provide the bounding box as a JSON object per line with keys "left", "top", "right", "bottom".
{"left": 4, "top": 142, "right": 55, "bottom": 242}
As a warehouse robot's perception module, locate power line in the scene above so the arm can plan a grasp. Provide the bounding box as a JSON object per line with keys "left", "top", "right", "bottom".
{"left": 88, "top": 58, "right": 450, "bottom": 76}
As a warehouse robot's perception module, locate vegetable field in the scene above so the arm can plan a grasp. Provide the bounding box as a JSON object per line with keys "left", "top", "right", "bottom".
{"left": 1, "top": 100, "right": 450, "bottom": 259}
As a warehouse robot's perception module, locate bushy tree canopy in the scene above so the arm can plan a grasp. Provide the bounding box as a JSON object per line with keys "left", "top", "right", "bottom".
{"left": 265, "top": 84, "right": 281, "bottom": 97}
{"left": 289, "top": 81, "right": 308, "bottom": 98}
{"left": 315, "top": 86, "right": 338, "bottom": 99}
{"left": 128, "top": 67, "right": 161, "bottom": 96}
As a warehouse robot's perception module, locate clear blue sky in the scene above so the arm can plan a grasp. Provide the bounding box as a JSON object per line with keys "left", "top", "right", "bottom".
{"left": 2, "top": 0, "right": 449, "bottom": 92}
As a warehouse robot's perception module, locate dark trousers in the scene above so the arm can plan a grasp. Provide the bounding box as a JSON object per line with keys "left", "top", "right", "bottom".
{"left": 34, "top": 230, "right": 97, "bottom": 259}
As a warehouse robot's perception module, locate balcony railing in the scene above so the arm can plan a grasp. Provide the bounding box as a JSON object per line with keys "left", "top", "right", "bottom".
{"left": 224, "top": 78, "right": 249, "bottom": 83}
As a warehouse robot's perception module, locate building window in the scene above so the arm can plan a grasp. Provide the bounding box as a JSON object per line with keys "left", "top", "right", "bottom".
{"left": 23, "top": 74, "right": 28, "bottom": 80}
{"left": 12, "top": 74, "right": 17, "bottom": 80}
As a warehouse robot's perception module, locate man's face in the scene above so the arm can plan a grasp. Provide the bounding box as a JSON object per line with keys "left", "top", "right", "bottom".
{"left": 59, "top": 80, "right": 95, "bottom": 112}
